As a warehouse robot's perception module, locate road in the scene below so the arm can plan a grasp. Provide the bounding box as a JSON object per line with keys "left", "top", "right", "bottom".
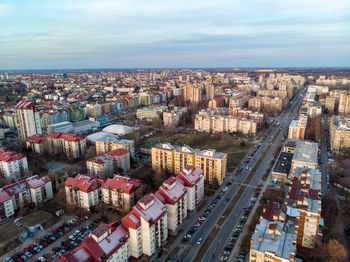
{"left": 181, "top": 88, "right": 305, "bottom": 262}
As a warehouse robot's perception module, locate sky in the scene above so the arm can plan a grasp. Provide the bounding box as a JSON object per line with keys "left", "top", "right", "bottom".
{"left": 0, "top": 0, "right": 349, "bottom": 69}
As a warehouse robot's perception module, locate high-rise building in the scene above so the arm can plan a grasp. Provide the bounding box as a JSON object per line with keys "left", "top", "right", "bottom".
{"left": 15, "top": 101, "right": 42, "bottom": 142}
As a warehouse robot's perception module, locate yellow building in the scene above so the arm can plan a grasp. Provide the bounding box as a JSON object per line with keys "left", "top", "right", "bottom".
{"left": 151, "top": 143, "right": 227, "bottom": 185}
{"left": 95, "top": 137, "right": 135, "bottom": 158}
{"left": 329, "top": 115, "right": 350, "bottom": 152}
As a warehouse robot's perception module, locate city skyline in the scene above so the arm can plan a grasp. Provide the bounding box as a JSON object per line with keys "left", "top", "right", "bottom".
{"left": 1, "top": 0, "right": 350, "bottom": 69}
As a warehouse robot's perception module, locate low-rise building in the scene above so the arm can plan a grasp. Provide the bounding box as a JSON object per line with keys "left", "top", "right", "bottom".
{"left": 102, "top": 175, "right": 143, "bottom": 211}
{"left": 271, "top": 152, "right": 293, "bottom": 183}
{"left": 25, "top": 134, "right": 44, "bottom": 154}
{"left": 136, "top": 106, "right": 168, "bottom": 121}
{"left": 86, "top": 155, "right": 114, "bottom": 179}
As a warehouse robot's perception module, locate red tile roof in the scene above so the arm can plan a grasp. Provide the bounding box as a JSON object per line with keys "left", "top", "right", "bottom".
{"left": 0, "top": 148, "right": 26, "bottom": 162}
{"left": 103, "top": 175, "right": 141, "bottom": 194}
{"left": 106, "top": 148, "right": 130, "bottom": 157}
{"left": 156, "top": 177, "right": 186, "bottom": 205}
{"left": 0, "top": 190, "right": 11, "bottom": 203}
{"left": 176, "top": 165, "right": 203, "bottom": 187}
{"left": 15, "top": 100, "right": 38, "bottom": 111}
{"left": 26, "top": 134, "right": 43, "bottom": 144}
{"left": 47, "top": 132, "right": 85, "bottom": 142}
{"left": 65, "top": 175, "right": 103, "bottom": 193}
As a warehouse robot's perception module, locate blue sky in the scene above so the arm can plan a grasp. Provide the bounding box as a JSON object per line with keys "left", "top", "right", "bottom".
{"left": 0, "top": 0, "right": 349, "bottom": 69}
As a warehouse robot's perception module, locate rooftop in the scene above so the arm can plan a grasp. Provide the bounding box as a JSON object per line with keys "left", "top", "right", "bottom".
{"left": 273, "top": 152, "right": 293, "bottom": 175}
{"left": 65, "top": 174, "right": 103, "bottom": 193}
{"left": 103, "top": 175, "right": 142, "bottom": 194}
{"left": 292, "top": 140, "right": 318, "bottom": 164}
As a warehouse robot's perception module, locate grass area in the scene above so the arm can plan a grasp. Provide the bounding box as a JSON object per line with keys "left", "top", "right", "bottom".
{"left": 142, "top": 132, "right": 254, "bottom": 171}
{"left": 20, "top": 210, "right": 51, "bottom": 227}
{"left": 0, "top": 238, "right": 22, "bottom": 256}
{"left": 0, "top": 224, "right": 24, "bottom": 243}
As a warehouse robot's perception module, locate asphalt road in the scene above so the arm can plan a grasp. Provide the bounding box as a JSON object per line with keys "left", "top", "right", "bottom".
{"left": 182, "top": 88, "right": 305, "bottom": 262}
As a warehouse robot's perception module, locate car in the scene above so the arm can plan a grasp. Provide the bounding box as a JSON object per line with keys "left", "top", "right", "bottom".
{"left": 220, "top": 256, "right": 228, "bottom": 261}
{"left": 197, "top": 237, "right": 203, "bottom": 244}
{"left": 38, "top": 257, "right": 46, "bottom": 261}
{"left": 25, "top": 252, "right": 32, "bottom": 258}
{"left": 229, "top": 237, "right": 237, "bottom": 241}
{"left": 198, "top": 216, "right": 206, "bottom": 221}
{"left": 223, "top": 251, "right": 230, "bottom": 255}
{"left": 194, "top": 223, "right": 201, "bottom": 227}
{"left": 225, "top": 198, "right": 230, "bottom": 202}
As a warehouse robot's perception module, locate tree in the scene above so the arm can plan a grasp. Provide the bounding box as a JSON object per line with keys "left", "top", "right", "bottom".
{"left": 327, "top": 239, "right": 347, "bottom": 262}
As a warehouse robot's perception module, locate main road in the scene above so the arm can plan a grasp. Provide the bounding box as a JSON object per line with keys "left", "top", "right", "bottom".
{"left": 179, "top": 88, "right": 305, "bottom": 262}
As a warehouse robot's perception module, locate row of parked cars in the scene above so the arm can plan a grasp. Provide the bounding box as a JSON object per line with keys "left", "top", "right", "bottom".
{"left": 219, "top": 197, "right": 257, "bottom": 261}
{"left": 5, "top": 214, "right": 90, "bottom": 262}
{"left": 183, "top": 186, "right": 230, "bottom": 243}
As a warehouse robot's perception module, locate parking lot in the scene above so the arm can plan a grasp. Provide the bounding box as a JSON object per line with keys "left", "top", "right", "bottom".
{"left": 2, "top": 213, "right": 106, "bottom": 262}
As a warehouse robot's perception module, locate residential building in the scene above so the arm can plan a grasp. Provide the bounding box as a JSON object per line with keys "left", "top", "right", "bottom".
{"left": 65, "top": 175, "right": 103, "bottom": 210}
{"left": 155, "top": 177, "right": 187, "bottom": 234}
{"left": 15, "top": 100, "right": 42, "bottom": 142}
{"left": 106, "top": 149, "right": 131, "bottom": 173}
{"left": 136, "top": 106, "right": 168, "bottom": 121}
{"left": 0, "top": 147, "right": 29, "bottom": 180}
{"left": 176, "top": 165, "right": 204, "bottom": 212}
{"left": 60, "top": 223, "right": 130, "bottom": 262}
{"left": 46, "top": 132, "right": 86, "bottom": 159}
{"left": 248, "top": 96, "right": 286, "bottom": 113}
{"left": 249, "top": 202, "right": 297, "bottom": 262}
{"left": 286, "top": 168, "right": 322, "bottom": 250}
{"left": 163, "top": 107, "right": 187, "bottom": 128}
{"left": 25, "top": 134, "right": 44, "bottom": 154}
{"left": 102, "top": 175, "right": 143, "bottom": 211}
{"left": 95, "top": 137, "right": 135, "bottom": 159}
{"left": 3, "top": 112, "right": 17, "bottom": 129}
{"left": 152, "top": 143, "right": 227, "bottom": 185}
{"left": 122, "top": 194, "right": 168, "bottom": 259}
{"left": 288, "top": 114, "right": 308, "bottom": 140}
{"left": 271, "top": 152, "right": 293, "bottom": 183}
{"left": 0, "top": 175, "right": 52, "bottom": 220}
{"left": 47, "top": 121, "right": 73, "bottom": 134}
{"left": 86, "top": 155, "right": 114, "bottom": 179}
{"left": 329, "top": 115, "right": 350, "bottom": 152}
{"left": 290, "top": 141, "right": 318, "bottom": 172}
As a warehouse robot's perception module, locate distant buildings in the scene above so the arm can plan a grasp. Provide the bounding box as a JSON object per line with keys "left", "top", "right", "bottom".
{"left": 152, "top": 143, "right": 227, "bottom": 185}
{"left": 15, "top": 100, "right": 42, "bottom": 142}
{"left": 248, "top": 96, "right": 286, "bottom": 113}
{"left": 0, "top": 175, "right": 53, "bottom": 220}
{"left": 136, "top": 106, "right": 168, "bottom": 121}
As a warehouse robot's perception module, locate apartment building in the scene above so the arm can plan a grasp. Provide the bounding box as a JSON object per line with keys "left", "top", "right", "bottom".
{"left": 155, "top": 177, "right": 188, "bottom": 234}
{"left": 271, "top": 152, "right": 293, "bottom": 183}
{"left": 304, "top": 101, "right": 322, "bottom": 118}
{"left": 0, "top": 147, "right": 29, "bottom": 180}
{"left": 0, "top": 175, "right": 53, "bottom": 220}
{"left": 122, "top": 194, "right": 168, "bottom": 259}
{"left": 194, "top": 114, "right": 257, "bottom": 135}
{"left": 47, "top": 121, "right": 73, "bottom": 134}
{"left": 229, "top": 108, "right": 264, "bottom": 127}
{"left": 250, "top": 202, "right": 297, "bottom": 262}
{"left": 136, "top": 106, "right": 168, "bottom": 121}
{"left": 152, "top": 143, "right": 227, "bottom": 184}
{"left": 86, "top": 155, "right": 114, "bottom": 179}
{"left": 163, "top": 107, "right": 187, "bottom": 128}
{"left": 15, "top": 100, "right": 42, "bottom": 143}
{"left": 106, "top": 149, "right": 131, "bottom": 173}
{"left": 329, "top": 115, "right": 350, "bottom": 152}
{"left": 25, "top": 134, "right": 44, "bottom": 154}
{"left": 65, "top": 175, "right": 103, "bottom": 210}
{"left": 102, "top": 175, "right": 142, "bottom": 211}
{"left": 61, "top": 223, "right": 130, "bottom": 262}
{"left": 248, "top": 96, "right": 286, "bottom": 113}
{"left": 46, "top": 132, "right": 86, "bottom": 159}
{"left": 290, "top": 141, "right": 318, "bottom": 172}
{"left": 257, "top": 89, "right": 288, "bottom": 99}
{"left": 176, "top": 165, "right": 204, "bottom": 212}
{"left": 286, "top": 168, "right": 322, "bottom": 250}
{"left": 95, "top": 137, "right": 135, "bottom": 159}
{"left": 339, "top": 91, "right": 350, "bottom": 116}
{"left": 288, "top": 114, "right": 308, "bottom": 140}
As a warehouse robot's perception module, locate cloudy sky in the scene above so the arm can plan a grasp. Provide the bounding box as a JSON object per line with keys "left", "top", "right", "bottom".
{"left": 0, "top": 0, "right": 349, "bottom": 69}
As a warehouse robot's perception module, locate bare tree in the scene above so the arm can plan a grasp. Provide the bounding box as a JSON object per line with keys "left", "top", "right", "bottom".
{"left": 327, "top": 239, "right": 347, "bottom": 262}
